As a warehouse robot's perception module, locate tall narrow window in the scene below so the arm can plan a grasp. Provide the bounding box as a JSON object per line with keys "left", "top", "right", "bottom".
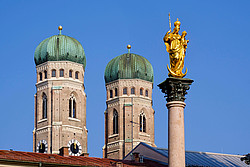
{"left": 113, "top": 110, "right": 118, "bottom": 134}
{"left": 110, "top": 90, "right": 113, "bottom": 98}
{"left": 69, "top": 99, "right": 72, "bottom": 117}
{"left": 44, "top": 71, "right": 47, "bottom": 79}
{"left": 145, "top": 90, "right": 148, "bottom": 97}
{"left": 115, "top": 88, "right": 118, "bottom": 97}
{"left": 123, "top": 88, "right": 127, "bottom": 95}
{"left": 73, "top": 100, "right": 76, "bottom": 118}
{"left": 52, "top": 70, "right": 56, "bottom": 77}
{"left": 75, "top": 72, "right": 79, "bottom": 79}
{"left": 69, "top": 95, "right": 76, "bottom": 118}
{"left": 39, "top": 72, "right": 42, "bottom": 81}
{"left": 42, "top": 94, "right": 47, "bottom": 119}
{"left": 60, "top": 69, "right": 64, "bottom": 77}
{"left": 131, "top": 87, "right": 135, "bottom": 95}
{"left": 69, "top": 70, "right": 73, "bottom": 78}
{"left": 140, "top": 112, "right": 146, "bottom": 132}
{"left": 140, "top": 88, "right": 143, "bottom": 95}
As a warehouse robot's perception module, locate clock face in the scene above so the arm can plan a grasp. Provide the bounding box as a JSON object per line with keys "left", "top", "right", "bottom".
{"left": 37, "top": 140, "right": 48, "bottom": 153}
{"left": 68, "top": 139, "right": 82, "bottom": 156}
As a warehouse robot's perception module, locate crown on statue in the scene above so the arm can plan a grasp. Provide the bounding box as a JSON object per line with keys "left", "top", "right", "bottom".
{"left": 174, "top": 18, "right": 181, "bottom": 27}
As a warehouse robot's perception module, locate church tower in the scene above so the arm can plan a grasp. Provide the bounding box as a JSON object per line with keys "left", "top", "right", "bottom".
{"left": 103, "top": 46, "right": 156, "bottom": 159}
{"left": 33, "top": 26, "right": 87, "bottom": 156}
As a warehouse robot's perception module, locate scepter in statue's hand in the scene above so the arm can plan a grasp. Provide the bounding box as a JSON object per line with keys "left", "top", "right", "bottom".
{"left": 166, "top": 13, "right": 171, "bottom": 34}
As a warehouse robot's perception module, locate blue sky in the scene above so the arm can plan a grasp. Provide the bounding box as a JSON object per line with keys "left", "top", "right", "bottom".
{"left": 0, "top": 0, "right": 249, "bottom": 157}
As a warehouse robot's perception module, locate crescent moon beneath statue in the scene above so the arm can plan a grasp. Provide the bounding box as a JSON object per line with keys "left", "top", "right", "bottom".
{"left": 167, "top": 64, "right": 187, "bottom": 78}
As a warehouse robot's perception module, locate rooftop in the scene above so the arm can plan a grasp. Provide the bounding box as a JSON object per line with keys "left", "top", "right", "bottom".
{"left": 0, "top": 150, "right": 167, "bottom": 167}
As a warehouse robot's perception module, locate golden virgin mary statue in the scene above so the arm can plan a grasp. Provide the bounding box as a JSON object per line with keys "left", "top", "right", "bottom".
{"left": 164, "top": 17, "right": 189, "bottom": 78}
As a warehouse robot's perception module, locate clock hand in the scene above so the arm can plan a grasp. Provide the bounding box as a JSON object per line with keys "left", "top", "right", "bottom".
{"left": 74, "top": 142, "right": 76, "bottom": 149}
{"left": 40, "top": 143, "right": 42, "bottom": 149}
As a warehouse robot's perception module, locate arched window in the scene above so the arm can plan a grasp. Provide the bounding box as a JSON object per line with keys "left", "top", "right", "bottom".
{"left": 60, "top": 69, "right": 64, "bottom": 77}
{"left": 145, "top": 90, "right": 148, "bottom": 97}
{"left": 131, "top": 87, "right": 135, "bottom": 95}
{"left": 39, "top": 72, "right": 43, "bottom": 81}
{"left": 42, "top": 94, "right": 47, "bottom": 119}
{"left": 75, "top": 71, "right": 79, "bottom": 79}
{"left": 110, "top": 90, "right": 113, "bottom": 98}
{"left": 139, "top": 112, "right": 146, "bottom": 132}
{"left": 69, "top": 95, "right": 76, "bottom": 118}
{"left": 44, "top": 71, "right": 47, "bottom": 79}
{"left": 115, "top": 88, "right": 118, "bottom": 97}
{"left": 69, "top": 70, "right": 73, "bottom": 78}
{"left": 123, "top": 88, "right": 127, "bottom": 95}
{"left": 140, "top": 88, "right": 143, "bottom": 95}
{"left": 52, "top": 69, "right": 56, "bottom": 77}
{"left": 113, "top": 110, "right": 118, "bottom": 134}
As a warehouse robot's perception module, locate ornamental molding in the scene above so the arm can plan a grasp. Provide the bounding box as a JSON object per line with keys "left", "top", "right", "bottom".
{"left": 36, "top": 80, "right": 85, "bottom": 91}
{"left": 107, "top": 101, "right": 119, "bottom": 108}
{"left": 36, "top": 78, "right": 83, "bottom": 86}
{"left": 106, "top": 79, "right": 152, "bottom": 90}
{"left": 107, "top": 140, "right": 123, "bottom": 149}
{"left": 36, "top": 126, "right": 50, "bottom": 134}
{"left": 106, "top": 97, "right": 152, "bottom": 108}
{"left": 119, "top": 79, "right": 152, "bottom": 88}
{"left": 106, "top": 81, "right": 119, "bottom": 89}
{"left": 37, "top": 84, "right": 49, "bottom": 91}
{"left": 36, "top": 65, "right": 48, "bottom": 72}
{"left": 62, "top": 125, "right": 83, "bottom": 134}
{"left": 36, "top": 61, "right": 85, "bottom": 73}
{"left": 107, "top": 142, "right": 119, "bottom": 149}
{"left": 106, "top": 98, "right": 119, "bottom": 107}
{"left": 36, "top": 125, "right": 51, "bottom": 131}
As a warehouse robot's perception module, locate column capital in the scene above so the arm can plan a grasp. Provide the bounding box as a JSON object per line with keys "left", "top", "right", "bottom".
{"left": 158, "top": 77, "right": 193, "bottom": 102}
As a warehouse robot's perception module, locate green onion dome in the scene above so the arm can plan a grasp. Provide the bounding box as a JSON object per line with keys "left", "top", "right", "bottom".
{"left": 34, "top": 30, "right": 86, "bottom": 69}
{"left": 104, "top": 53, "right": 154, "bottom": 83}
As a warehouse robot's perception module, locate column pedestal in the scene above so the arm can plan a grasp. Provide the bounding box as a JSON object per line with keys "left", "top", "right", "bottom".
{"left": 158, "top": 77, "right": 193, "bottom": 167}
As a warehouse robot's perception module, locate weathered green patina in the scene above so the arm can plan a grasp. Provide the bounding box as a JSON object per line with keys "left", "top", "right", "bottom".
{"left": 104, "top": 53, "right": 153, "bottom": 83}
{"left": 34, "top": 34, "right": 86, "bottom": 69}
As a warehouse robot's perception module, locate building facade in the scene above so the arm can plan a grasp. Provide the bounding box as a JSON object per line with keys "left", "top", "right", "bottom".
{"left": 33, "top": 27, "right": 88, "bottom": 155}
{"left": 103, "top": 51, "right": 156, "bottom": 159}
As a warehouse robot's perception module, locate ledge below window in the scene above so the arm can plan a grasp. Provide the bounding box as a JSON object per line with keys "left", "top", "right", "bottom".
{"left": 139, "top": 132, "right": 150, "bottom": 137}
{"left": 108, "top": 134, "right": 119, "bottom": 138}
{"left": 38, "top": 118, "right": 47, "bottom": 123}
{"left": 68, "top": 117, "right": 81, "bottom": 122}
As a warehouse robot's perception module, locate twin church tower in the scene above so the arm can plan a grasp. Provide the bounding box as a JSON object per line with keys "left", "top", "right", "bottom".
{"left": 33, "top": 27, "right": 155, "bottom": 159}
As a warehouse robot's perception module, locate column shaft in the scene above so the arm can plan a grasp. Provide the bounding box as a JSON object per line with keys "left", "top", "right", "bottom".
{"left": 167, "top": 101, "right": 186, "bottom": 167}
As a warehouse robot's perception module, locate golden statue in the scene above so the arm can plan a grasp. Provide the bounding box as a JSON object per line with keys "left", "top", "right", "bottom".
{"left": 164, "top": 14, "right": 189, "bottom": 78}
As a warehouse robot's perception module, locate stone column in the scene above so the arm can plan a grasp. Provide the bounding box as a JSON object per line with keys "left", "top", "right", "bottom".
{"left": 158, "top": 77, "right": 193, "bottom": 167}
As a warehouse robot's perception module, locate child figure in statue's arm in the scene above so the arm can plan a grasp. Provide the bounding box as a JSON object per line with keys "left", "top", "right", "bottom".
{"left": 181, "top": 31, "right": 189, "bottom": 51}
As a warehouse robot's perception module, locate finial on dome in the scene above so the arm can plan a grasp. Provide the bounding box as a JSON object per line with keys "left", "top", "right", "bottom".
{"left": 127, "top": 44, "right": 131, "bottom": 53}
{"left": 58, "top": 25, "right": 63, "bottom": 35}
